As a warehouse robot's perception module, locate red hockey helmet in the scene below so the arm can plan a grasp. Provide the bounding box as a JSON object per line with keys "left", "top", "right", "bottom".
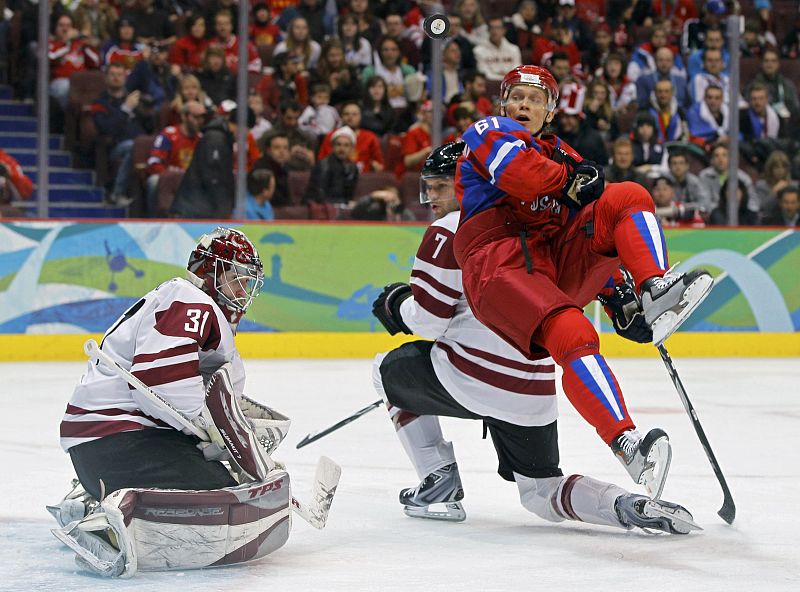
{"left": 500, "top": 65, "right": 560, "bottom": 112}
{"left": 187, "top": 227, "right": 264, "bottom": 321}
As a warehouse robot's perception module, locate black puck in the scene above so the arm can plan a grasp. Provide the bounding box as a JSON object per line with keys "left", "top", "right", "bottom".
{"left": 423, "top": 13, "right": 450, "bottom": 40}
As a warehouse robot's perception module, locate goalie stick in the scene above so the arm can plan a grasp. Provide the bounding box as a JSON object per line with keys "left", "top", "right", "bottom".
{"left": 618, "top": 270, "right": 736, "bottom": 524}
{"left": 83, "top": 339, "right": 340, "bottom": 529}
{"left": 296, "top": 399, "right": 383, "bottom": 449}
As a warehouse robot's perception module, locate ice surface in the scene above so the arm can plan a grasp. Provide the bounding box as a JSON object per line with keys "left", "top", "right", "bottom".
{"left": 1, "top": 358, "right": 798, "bottom": 591}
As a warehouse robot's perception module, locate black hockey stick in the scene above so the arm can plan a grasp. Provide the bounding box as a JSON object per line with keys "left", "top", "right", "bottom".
{"left": 656, "top": 344, "right": 736, "bottom": 524}
{"left": 296, "top": 400, "right": 383, "bottom": 449}
{"left": 618, "top": 267, "right": 735, "bottom": 523}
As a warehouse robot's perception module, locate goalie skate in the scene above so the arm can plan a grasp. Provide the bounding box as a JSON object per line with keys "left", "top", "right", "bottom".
{"left": 641, "top": 268, "right": 714, "bottom": 346}
{"left": 615, "top": 494, "right": 702, "bottom": 534}
{"left": 46, "top": 479, "right": 98, "bottom": 527}
{"left": 400, "top": 463, "right": 466, "bottom": 522}
{"left": 611, "top": 428, "right": 672, "bottom": 499}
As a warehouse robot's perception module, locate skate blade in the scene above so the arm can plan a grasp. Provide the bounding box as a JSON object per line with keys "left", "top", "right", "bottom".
{"left": 642, "top": 501, "right": 703, "bottom": 535}
{"left": 639, "top": 438, "right": 672, "bottom": 500}
{"left": 403, "top": 502, "right": 466, "bottom": 522}
{"left": 652, "top": 274, "right": 714, "bottom": 346}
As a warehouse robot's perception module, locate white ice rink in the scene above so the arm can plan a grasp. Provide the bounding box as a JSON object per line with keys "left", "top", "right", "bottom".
{"left": 0, "top": 357, "right": 798, "bottom": 592}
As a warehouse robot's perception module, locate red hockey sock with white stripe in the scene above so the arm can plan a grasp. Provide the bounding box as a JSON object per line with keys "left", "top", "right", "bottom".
{"left": 614, "top": 211, "right": 668, "bottom": 290}
{"left": 537, "top": 309, "right": 635, "bottom": 444}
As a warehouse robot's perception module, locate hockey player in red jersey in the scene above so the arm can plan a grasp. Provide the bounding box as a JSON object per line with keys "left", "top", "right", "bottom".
{"left": 453, "top": 66, "right": 714, "bottom": 499}
{"left": 372, "top": 143, "right": 699, "bottom": 535}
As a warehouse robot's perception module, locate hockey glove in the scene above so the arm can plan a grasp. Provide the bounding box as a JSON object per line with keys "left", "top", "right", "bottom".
{"left": 597, "top": 282, "right": 653, "bottom": 344}
{"left": 372, "top": 282, "right": 413, "bottom": 335}
{"left": 562, "top": 160, "right": 605, "bottom": 210}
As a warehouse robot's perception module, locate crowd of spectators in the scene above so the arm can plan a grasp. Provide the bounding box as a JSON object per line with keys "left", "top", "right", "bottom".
{"left": 0, "top": 0, "right": 799, "bottom": 226}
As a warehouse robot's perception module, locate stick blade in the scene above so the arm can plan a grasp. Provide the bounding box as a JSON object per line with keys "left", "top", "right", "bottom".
{"left": 305, "top": 457, "right": 342, "bottom": 530}
{"left": 718, "top": 500, "right": 736, "bottom": 524}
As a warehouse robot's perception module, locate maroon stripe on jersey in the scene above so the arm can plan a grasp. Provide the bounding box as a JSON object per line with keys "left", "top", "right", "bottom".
{"left": 411, "top": 269, "right": 462, "bottom": 299}
{"left": 133, "top": 343, "right": 198, "bottom": 364}
{"left": 132, "top": 359, "right": 200, "bottom": 387}
{"left": 64, "top": 404, "right": 171, "bottom": 427}
{"left": 154, "top": 301, "right": 221, "bottom": 350}
{"left": 458, "top": 344, "right": 555, "bottom": 374}
{"left": 412, "top": 286, "right": 457, "bottom": 319}
{"left": 436, "top": 343, "right": 555, "bottom": 396}
{"left": 561, "top": 474, "right": 583, "bottom": 521}
{"left": 60, "top": 419, "right": 153, "bottom": 438}
{"left": 392, "top": 410, "right": 418, "bottom": 430}
{"left": 416, "top": 226, "right": 459, "bottom": 270}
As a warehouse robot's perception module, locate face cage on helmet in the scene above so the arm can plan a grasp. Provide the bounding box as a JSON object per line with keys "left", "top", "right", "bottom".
{"left": 419, "top": 173, "right": 456, "bottom": 204}
{"left": 213, "top": 258, "right": 264, "bottom": 313}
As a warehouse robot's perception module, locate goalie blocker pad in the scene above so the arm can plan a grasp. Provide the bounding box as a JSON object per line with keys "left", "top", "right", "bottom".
{"left": 51, "top": 470, "right": 291, "bottom": 578}
{"left": 200, "top": 363, "right": 275, "bottom": 480}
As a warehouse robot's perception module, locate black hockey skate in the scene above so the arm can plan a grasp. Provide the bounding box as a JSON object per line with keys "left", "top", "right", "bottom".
{"left": 611, "top": 428, "right": 672, "bottom": 499}
{"left": 399, "top": 463, "right": 466, "bottom": 522}
{"left": 615, "top": 494, "right": 702, "bottom": 534}
{"left": 641, "top": 268, "right": 714, "bottom": 346}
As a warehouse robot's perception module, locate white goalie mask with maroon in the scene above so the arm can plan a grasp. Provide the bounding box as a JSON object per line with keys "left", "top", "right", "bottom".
{"left": 187, "top": 227, "right": 264, "bottom": 327}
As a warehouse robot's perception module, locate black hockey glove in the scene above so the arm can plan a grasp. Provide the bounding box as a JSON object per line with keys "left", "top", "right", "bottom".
{"left": 597, "top": 282, "right": 653, "bottom": 344}
{"left": 372, "top": 283, "right": 413, "bottom": 335}
{"left": 562, "top": 160, "right": 605, "bottom": 210}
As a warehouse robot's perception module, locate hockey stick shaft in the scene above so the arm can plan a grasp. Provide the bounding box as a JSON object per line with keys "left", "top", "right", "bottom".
{"left": 296, "top": 400, "right": 383, "bottom": 449}
{"left": 657, "top": 344, "right": 736, "bottom": 524}
{"left": 84, "top": 339, "right": 209, "bottom": 440}
{"left": 83, "top": 339, "right": 340, "bottom": 529}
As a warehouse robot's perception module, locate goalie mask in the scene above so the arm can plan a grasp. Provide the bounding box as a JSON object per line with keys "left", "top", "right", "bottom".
{"left": 419, "top": 141, "right": 465, "bottom": 210}
{"left": 187, "top": 227, "right": 264, "bottom": 325}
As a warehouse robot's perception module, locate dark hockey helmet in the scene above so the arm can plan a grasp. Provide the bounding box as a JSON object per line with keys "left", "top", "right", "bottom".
{"left": 500, "top": 65, "right": 560, "bottom": 113}
{"left": 419, "top": 141, "right": 465, "bottom": 204}
{"left": 187, "top": 227, "right": 264, "bottom": 323}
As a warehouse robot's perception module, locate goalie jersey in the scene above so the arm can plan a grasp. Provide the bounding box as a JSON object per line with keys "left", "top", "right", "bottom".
{"left": 398, "top": 211, "right": 557, "bottom": 426}
{"left": 60, "top": 278, "right": 245, "bottom": 451}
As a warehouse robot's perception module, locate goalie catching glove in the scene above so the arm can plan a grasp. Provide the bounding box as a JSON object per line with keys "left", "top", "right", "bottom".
{"left": 597, "top": 281, "right": 653, "bottom": 343}
{"left": 372, "top": 282, "right": 413, "bottom": 335}
{"left": 562, "top": 159, "right": 605, "bottom": 210}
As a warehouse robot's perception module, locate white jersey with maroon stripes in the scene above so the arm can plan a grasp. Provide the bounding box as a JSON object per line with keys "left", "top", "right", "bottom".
{"left": 60, "top": 278, "right": 245, "bottom": 451}
{"left": 398, "top": 211, "right": 557, "bottom": 426}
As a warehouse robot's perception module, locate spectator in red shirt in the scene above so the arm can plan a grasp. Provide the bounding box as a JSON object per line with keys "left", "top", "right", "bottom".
{"left": 250, "top": 2, "right": 282, "bottom": 47}
{"left": 212, "top": 9, "right": 261, "bottom": 73}
{"left": 396, "top": 100, "right": 433, "bottom": 178}
{"left": 317, "top": 101, "right": 384, "bottom": 173}
{"left": 256, "top": 52, "right": 309, "bottom": 119}
{"left": 145, "top": 100, "right": 206, "bottom": 215}
{"left": 532, "top": 20, "right": 581, "bottom": 76}
{"left": 48, "top": 13, "right": 101, "bottom": 111}
{"left": 169, "top": 14, "right": 210, "bottom": 76}
{"left": 101, "top": 17, "right": 145, "bottom": 73}
{"left": 0, "top": 149, "right": 35, "bottom": 207}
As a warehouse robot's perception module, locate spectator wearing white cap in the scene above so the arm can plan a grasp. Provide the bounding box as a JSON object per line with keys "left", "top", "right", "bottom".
{"left": 304, "top": 125, "right": 359, "bottom": 205}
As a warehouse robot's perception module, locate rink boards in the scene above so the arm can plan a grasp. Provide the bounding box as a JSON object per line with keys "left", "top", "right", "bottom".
{"left": 1, "top": 221, "right": 798, "bottom": 360}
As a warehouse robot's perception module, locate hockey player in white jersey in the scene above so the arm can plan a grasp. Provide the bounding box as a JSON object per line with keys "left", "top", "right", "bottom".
{"left": 48, "top": 227, "right": 306, "bottom": 577}
{"left": 371, "top": 143, "right": 699, "bottom": 535}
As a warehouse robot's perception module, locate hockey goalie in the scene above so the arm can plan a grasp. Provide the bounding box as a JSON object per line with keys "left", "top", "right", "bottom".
{"left": 48, "top": 227, "right": 340, "bottom": 577}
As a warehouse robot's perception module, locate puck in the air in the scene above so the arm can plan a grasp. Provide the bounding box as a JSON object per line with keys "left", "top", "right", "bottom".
{"left": 423, "top": 13, "right": 450, "bottom": 40}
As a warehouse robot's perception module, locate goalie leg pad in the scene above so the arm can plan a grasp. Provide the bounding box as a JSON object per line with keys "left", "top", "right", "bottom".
{"left": 52, "top": 470, "right": 292, "bottom": 577}
{"left": 201, "top": 363, "right": 274, "bottom": 481}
